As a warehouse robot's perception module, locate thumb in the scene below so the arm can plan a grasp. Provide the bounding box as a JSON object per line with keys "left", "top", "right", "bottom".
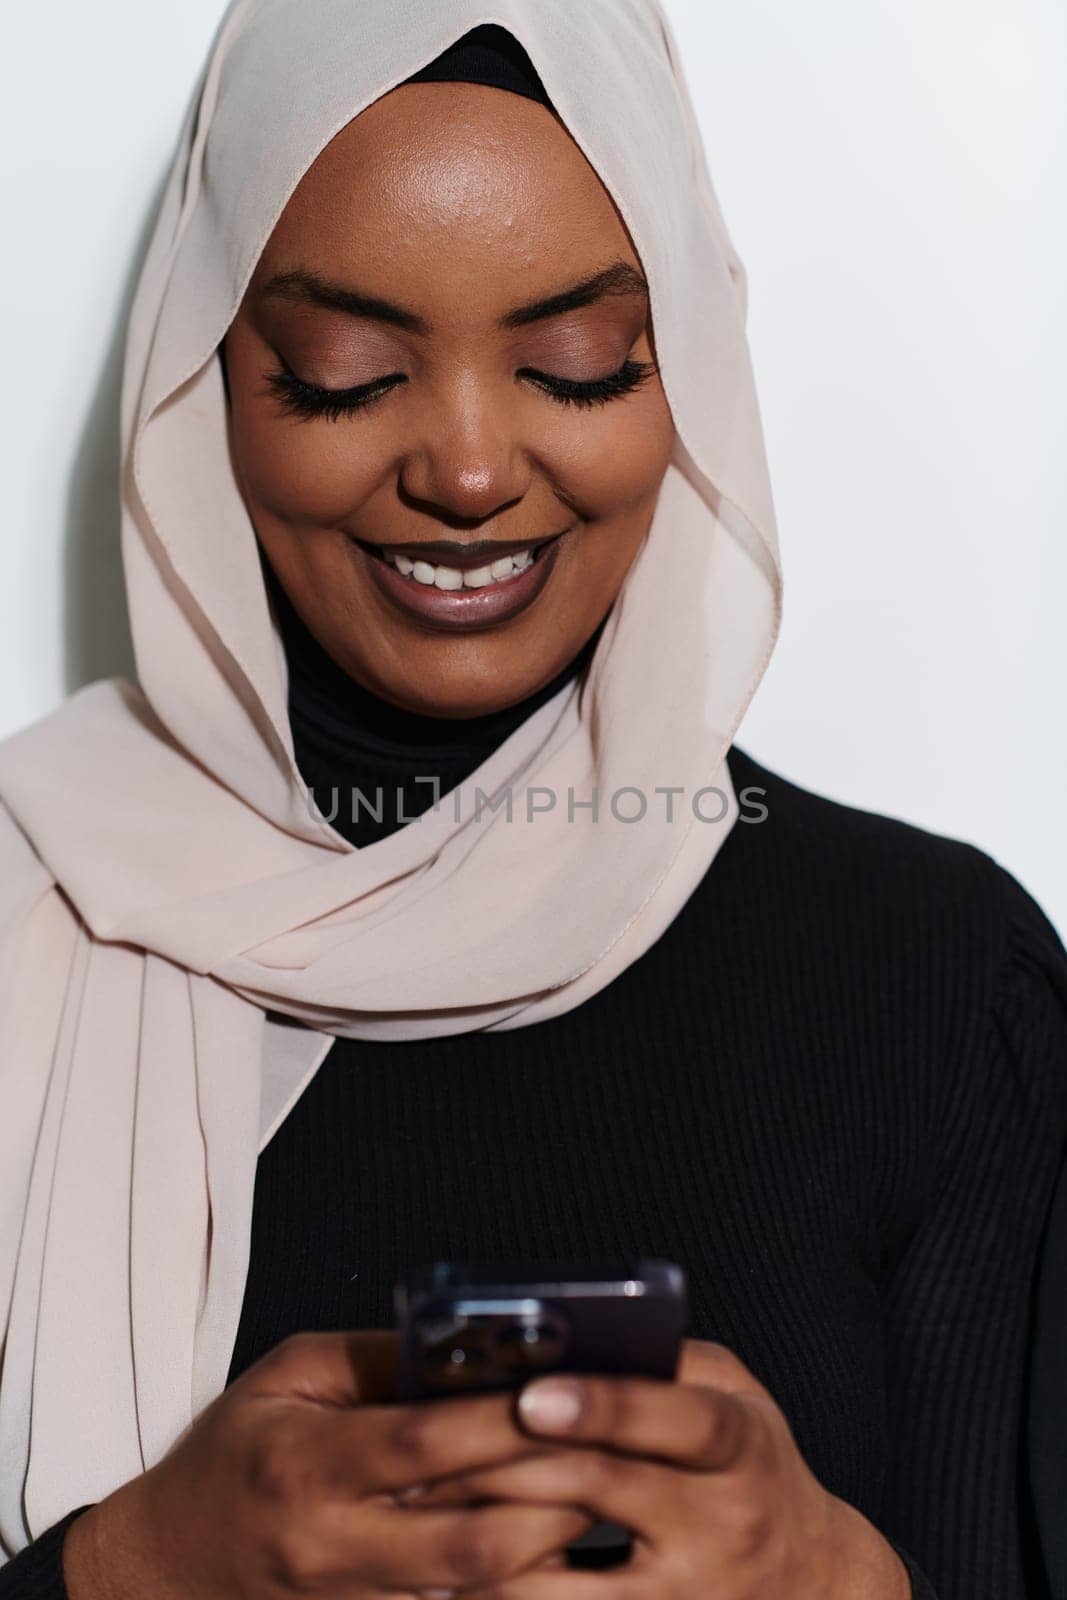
{"left": 239, "top": 1329, "right": 402, "bottom": 1406}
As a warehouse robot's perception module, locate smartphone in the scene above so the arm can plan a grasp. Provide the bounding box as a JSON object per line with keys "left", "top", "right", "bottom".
{"left": 393, "top": 1259, "right": 689, "bottom": 1569}
{"left": 393, "top": 1258, "right": 689, "bottom": 1400}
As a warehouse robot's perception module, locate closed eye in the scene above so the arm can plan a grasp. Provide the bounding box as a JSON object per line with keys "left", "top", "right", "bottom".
{"left": 518, "top": 359, "right": 658, "bottom": 409}
{"left": 262, "top": 357, "right": 658, "bottom": 422}
{"left": 262, "top": 368, "right": 405, "bottom": 422}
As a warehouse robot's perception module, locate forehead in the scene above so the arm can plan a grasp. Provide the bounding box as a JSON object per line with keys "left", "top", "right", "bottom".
{"left": 255, "top": 82, "right": 637, "bottom": 303}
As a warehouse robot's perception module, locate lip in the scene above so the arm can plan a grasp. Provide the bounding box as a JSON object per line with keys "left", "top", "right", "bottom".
{"left": 355, "top": 528, "right": 571, "bottom": 632}
{"left": 358, "top": 533, "right": 557, "bottom": 570}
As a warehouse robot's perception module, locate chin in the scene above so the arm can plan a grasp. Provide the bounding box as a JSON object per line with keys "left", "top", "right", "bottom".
{"left": 341, "top": 617, "right": 582, "bottom": 719}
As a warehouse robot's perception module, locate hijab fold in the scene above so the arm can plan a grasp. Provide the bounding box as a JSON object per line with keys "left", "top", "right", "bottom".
{"left": 0, "top": 0, "right": 782, "bottom": 1553}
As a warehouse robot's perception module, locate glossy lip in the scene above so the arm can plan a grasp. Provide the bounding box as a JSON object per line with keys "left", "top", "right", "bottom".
{"left": 355, "top": 528, "right": 571, "bottom": 633}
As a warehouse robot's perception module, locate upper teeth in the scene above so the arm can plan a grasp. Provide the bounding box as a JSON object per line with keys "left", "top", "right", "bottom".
{"left": 385, "top": 549, "right": 536, "bottom": 589}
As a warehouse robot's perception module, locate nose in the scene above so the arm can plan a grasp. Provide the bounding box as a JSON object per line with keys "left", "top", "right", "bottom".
{"left": 398, "top": 382, "right": 532, "bottom": 525}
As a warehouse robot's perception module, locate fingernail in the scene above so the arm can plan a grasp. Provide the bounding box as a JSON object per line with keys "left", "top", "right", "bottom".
{"left": 518, "top": 1378, "right": 584, "bottom": 1430}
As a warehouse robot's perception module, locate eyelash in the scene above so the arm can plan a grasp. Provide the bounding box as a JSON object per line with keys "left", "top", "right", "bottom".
{"left": 262, "top": 358, "right": 658, "bottom": 423}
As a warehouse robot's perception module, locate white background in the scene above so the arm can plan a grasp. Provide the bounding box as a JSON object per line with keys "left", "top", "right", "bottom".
{"left": 2, "top": 1, "right": 1064, "bottom": 932}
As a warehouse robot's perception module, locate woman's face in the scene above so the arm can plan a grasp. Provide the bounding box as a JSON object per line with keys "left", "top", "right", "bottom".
{"left": 224, "top": 81, "right": 675, "bottom": 717}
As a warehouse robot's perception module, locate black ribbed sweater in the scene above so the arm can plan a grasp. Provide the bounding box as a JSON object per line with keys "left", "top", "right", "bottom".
{"left": 7, "top": 583, "right": 1067, "bottom": 1598}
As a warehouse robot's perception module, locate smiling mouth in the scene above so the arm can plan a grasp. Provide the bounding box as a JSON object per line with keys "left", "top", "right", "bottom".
{"left": 355, "top": 530, "right": 565, "bottom": 591}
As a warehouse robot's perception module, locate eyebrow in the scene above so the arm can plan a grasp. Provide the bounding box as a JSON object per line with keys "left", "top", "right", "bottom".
{"left": 258, "top": 260, "right": 648, "bottom": 335}
{"left": 502, "top": 262, "right": 649, "bottom": 328}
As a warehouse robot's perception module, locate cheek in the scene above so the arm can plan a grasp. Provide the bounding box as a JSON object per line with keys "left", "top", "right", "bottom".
{"left": 229, "top": 400, "right": 388, "bottom": 527}
{"left": 537, "top": 395, "right": 675, "bottom": 524}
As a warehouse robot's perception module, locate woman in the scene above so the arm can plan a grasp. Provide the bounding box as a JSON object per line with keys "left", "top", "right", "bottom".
{"left": 0, "top": 3, "right": 1064, "bottom": 1597}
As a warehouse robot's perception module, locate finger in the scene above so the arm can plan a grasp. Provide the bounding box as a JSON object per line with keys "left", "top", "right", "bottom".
{"left": 242, "top": 1331, "right": 556, "bottom": 1498}
{"left": 324, "top": 1499, "right": 592, "bottom": 1592}
{"left": 397, "top": 1446, "right": 672, "bottom": 1543}
{"left": 398, "top": 1445, "right": 561, "bottom": 1507}
{"left": 239, "top": 1329, "right": 402, "bottom": 1405}
{"left": 313, "top": 1392, "right": 559, "bottom": 1497}
{"left": 524, "top": 1549, "right": 571, "bottom": 1571}
{"left": 516, "top": 1371, "right": 759, "bottom": 1472}
{"left": 676, "top": 1337, "right": 776, "bottom": 1402}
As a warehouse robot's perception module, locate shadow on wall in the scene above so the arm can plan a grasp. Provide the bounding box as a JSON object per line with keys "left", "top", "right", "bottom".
{"left": 62, "top": 172, "right": 169, "bottom": 696}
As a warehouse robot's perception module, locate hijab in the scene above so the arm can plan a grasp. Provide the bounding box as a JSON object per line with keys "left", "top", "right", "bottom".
{"left": 0, "top": 0, "right": 782, "bottom": 1552}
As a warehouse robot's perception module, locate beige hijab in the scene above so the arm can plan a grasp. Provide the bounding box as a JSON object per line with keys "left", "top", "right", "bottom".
{"left": 0, "top": 0, "right": 781, "bottom": 1555}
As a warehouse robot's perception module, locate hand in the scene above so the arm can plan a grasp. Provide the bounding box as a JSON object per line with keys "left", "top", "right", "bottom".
{"left": 62, "top": 1330, "right": 592, "bottom": 1600}
{"left": 402, "top": 1339, "right": 912, "bottom": 1598}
